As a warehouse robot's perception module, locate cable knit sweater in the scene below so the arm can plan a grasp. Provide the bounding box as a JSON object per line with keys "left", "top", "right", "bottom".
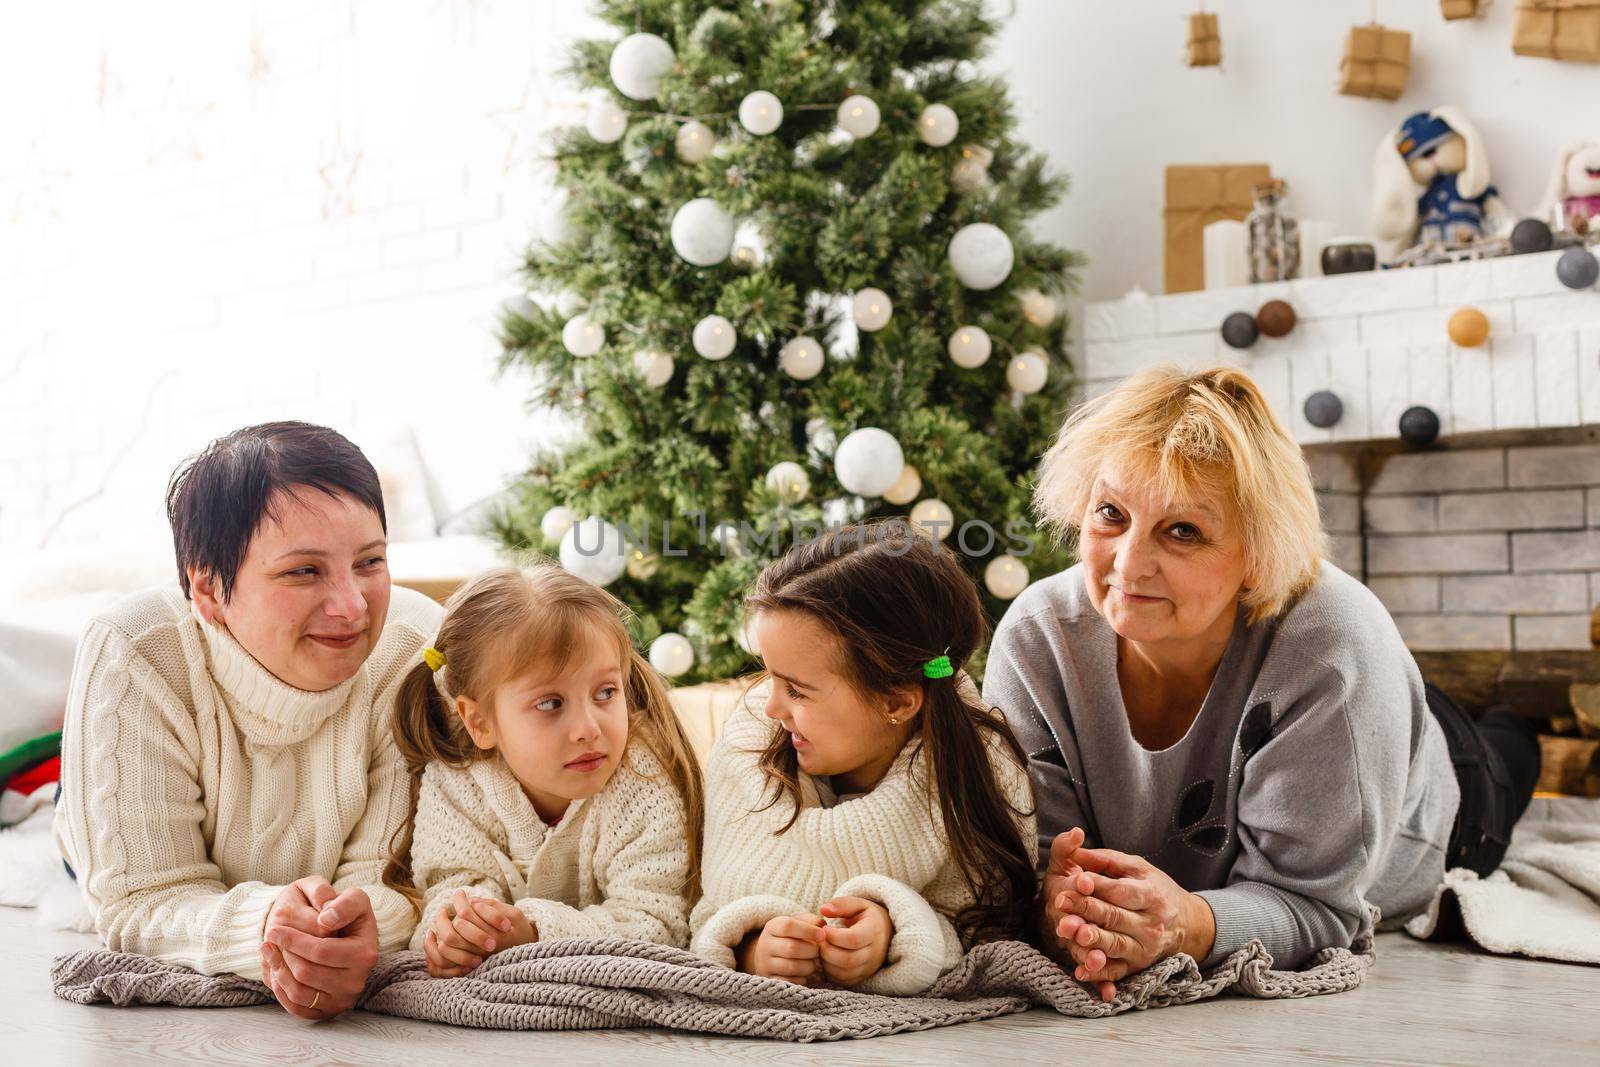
{"left": 407, "top": 742, "right": 693, "bottom": 950}
{"left": 52, "top": 584, "right": 442, "bottom": 980}
{"left": 690, "top": 679, "right": 1037, "bottom": 996}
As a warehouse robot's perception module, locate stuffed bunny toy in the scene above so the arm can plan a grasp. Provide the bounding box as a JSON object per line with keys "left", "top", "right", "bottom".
{"left": 1540, "top": 140, "right": 1600, "bottom": 236}
{"left": 1372, "top": 107, "right": 1510, "bottom": 252}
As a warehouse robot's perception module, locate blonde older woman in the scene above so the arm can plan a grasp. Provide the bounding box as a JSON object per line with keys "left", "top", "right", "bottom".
{"left": 984, "top": 366, "right": 1538, "bottom": 999}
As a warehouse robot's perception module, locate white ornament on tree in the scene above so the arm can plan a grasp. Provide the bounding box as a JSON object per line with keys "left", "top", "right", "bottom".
{"left": 559, "top": 517, "right": 628, "bottom": 587}
{"left": 883, "top": 463, "right": 921, "bottom": 506}
{"left": 806, "top": 417, "right": 837, "bottom": 458}
{"left": 738, "top": 90, "right": 783, "bottom": 135}
{"left": 554, "top": 290, "right": 588, "bottom": 318}
{"left": 779, "top": 336, "right": 825, "bottom": 380}
{"left": 585, "top": 94, "right": 628, "bottom": 143}
{"left": 675, "top": 120, "right": 716, "bottom": 163}
{"left": 852, "top": 288, "right": 893, "bottom": 332}
{"left": 909, "top": 498, "right": 954, "bottom": 540}
{"left": 670, "top": 197, "right": 735, "bottom": 266}
{"left": 540, "top": 505, "right": 577, "bottom": 543}
{"left": 626, "top": 549, "right": 660, "bottom": 580}
{"left": 693, "top": 314, "right": 736, "bottom": 360}
{"left": 951, "top": 144, "right": 994, "bottom": 194}
{"left": 633, "top": 348, "right": 675, "bottom": 388}
{"left": 648, "top": 632, "right": 695, "bottom": 677}
{"left": 834, "top": 427, "right": 905, "bottom": 498}
{"left": 949, "top": 222, "right": 1014, "bottom": 290}
{"left": 735, "top": 616, "right": 760, "bottom": 655}
{"left": 947, "top": 325, "right": 991, "bottom": 368}
{"left": 1019, "top": 289, "right": 1058, "bottom": 325}
{"left": 709, "top": 521, "right": 742, "bottom": 556}
{"left": 765, "top": 460, "right": 811, "bottom": 503}
{"left": 541, "top": 192, "right": 581, "bottom": 245}
{"left": 918, "top": 103, "right": 959, "bottom": 147}
{"left": 837, "top": 94, "right": 880, "bottom": 139}
{"left": 562, "top": 314, "right": 605, "bottom": 357}
{"left": 609, "top": 33, "right": 675, "bottom": 101}
{"left": 984, "top": 554, "right": 1030, "bottom": 599}
{"left": 1006, "top": 349, "right": 1049, "bottom": 394}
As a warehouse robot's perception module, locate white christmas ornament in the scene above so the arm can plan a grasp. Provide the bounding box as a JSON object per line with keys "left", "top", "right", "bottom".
{"left": 806, "top": 417, "right": 837, "bottom": 458}
{"left": 918, "top": 103, "right": 959, "bottom": 147}
{"left": 910, "top": 498, "right": 954, "bottom": 540}
{"left": 852, "top": 288, "right": 893, "bottom": 332}
{"left": 883, "top": 463, "right": 921, "bottom": 506}
{"left": 554, "top": 290, "right": 588, "bottom": 318}
{"left": 670, "top": 197, "right": 735, "bottom": 266}
{"left": 609, "top": 33, "right": 675, "bottom": 101}
{"left": 675, "top": 120, "right": 715, "bottom": 163}
{"left": 585, "top": 94, "right": 628, "bottom": 143}
{"left": 837, "top": 94, "right": 881, "bottom": 139}
{"left": 834, "top": 427, "right": 905, "bottom": 497}
{"left": 504, "top": 294, "right": 537, "bottom": 322}
{"left": 951, "top": 144, "right": 994, "bottom": 193}
{"left": 559, "top": 517, "right": 628, "bottom": 587}
{"left": 765, "top": 460, "right": 811, "bottom": 503}
{"left": 693, "top": 314, "right": 736, "bottom": 360}
{"left": 648, "top": 632, "right": 695, "bottom": 677}
{"left": 984, "top": 554, "right": 1030, "bottom": 599}
{"left": 949, "top": 223, "right": 1014, "bottom": 290}
{"left": 541, "top": 193, "right": 580, "bottom": 245}
{"left": 735, "top": 616, "right": 760, "bottom": 655}
{"left": 633, "top": 348, "right": 675, "bottom": 388}
{"left": 562, "top": 314, "right": 605, "bottom": 357}
{"left": 1019, "top": 289, "right": 1058, "bottom": 326}
{"left": 540, "top": 505, "right": 577, "bottom": 543}
{"left": 947, "top": 325, "right": 991, "bottom": 369}
{"left": 626, "top": 549, "right": 660, "bottom": 580}
{"left": 710, "top": 521, "right": 742, "bottom": 556}
{"left": 739, "top": 90, "right": 783, "bottom": 135}
{"left": 779, "top": 336, "right": 825, "bottom": 380}
{"left": 1007, "top": 349, "right": 1049, "bottom": 395}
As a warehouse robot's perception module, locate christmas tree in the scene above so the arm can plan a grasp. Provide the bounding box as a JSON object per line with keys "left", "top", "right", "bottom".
{"left": 494, "top": 0, "right": 1082, "bottom": 684}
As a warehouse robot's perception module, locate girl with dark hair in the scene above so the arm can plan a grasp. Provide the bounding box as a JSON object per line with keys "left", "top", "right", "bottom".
{"left": 690, "top": 522, "right": 1037, "bottom": 995}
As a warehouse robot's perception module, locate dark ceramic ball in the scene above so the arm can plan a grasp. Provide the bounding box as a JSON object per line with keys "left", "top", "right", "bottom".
{"left": 1304, "top": 391, "right": 1343, "bottom": 429}
{"left": 1556, "top": 245, "right": 1600, "bottom": 290}
{"left": 1221, "top": 311, "right": 1259, "bottom": 349}
{"left": 1511, "top": 218, "right": 1554, "bottom": 255}
{"left": 1399, "top": 405, "right": 1441, "bottom": 446}
{"left": 1256, "top": 299, "right": 1297, "bottom": 338}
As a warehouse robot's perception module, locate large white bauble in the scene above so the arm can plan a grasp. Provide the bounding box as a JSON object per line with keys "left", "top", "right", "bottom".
{"left": 909, "top": 498, "right": 954, "bottom": 540}
{"left": 585, "top": 94, "right": 628, "bottom": 143}
{"left": 779, "top": 336, "right": 825, "bottom": 380}
{"left": 554, "top": 290, "right": 588, "bottom": 318}
{"left": 670, "top": 197, "right": 735, "bottom": 266}
{"left": 1019, "top": 288, "right": 1058, "bottom": 325}
{"left": 648, "top": 632, "right": 695, "bottom": 677}
{"left": 948, "top": 223, "right": 1014, "bottom": 290}
{"left": 947, "top": 325, "right": 991, "bottom": 368}
{"left": 1007, "top": 349, "right": 1049, "bottom": 395}
{"left": 559, "top": 517, "right": 628, "bottom": 587}
{"left": 541, "top": 192, "right": 580, "bottom": 245}
{"left": 609, "top": 33, "right": 675, "bottom": 101}
{"left": 984, "top": 554, "right": 1030, "bottom": 599}
{"left": 852, "top": 288, "right": 893, "bottom": 332}
{"left": 540, "top": 504, "right": 577, "bottom": 543}
{"left": 837, "top": 94, "right": 880, "bottom": 139}
{"left": 765, "top": 460, "right": 811, "bottom": 503}
{"left": 693, "top": 314, "right": 736, "bottom": 360}
{"left": 735, "top": 616, "right": 760, "bottom": 655}
{"left": 834, "top": 427, "right": 905, "bottom": 498}
{"left": 739, "top": 90, "right": 783, "bottom": 135}
{"left": 709, "top": 521, "right": 742, "bottom": 556}
{"left": 675, "top": 120, "right": 715, "bottom": 163}
{"left": 918, "top": 103, "right": 959, "bottom": 147}
{"left": 882, "top": 463, "right": 921, "bottom": 506}
{"left": 951, "top": 157, "right": 990, "bottom": 194}
{"left": 562, "top": 314, "right": 605, "bottom": 357}
{"left": 633, "top": 348, "right": 675, "bottom": 388}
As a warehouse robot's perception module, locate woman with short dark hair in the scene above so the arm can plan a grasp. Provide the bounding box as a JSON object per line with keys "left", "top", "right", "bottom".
{"left": 53, "top": 421, "right": 442, "bottom": 1019}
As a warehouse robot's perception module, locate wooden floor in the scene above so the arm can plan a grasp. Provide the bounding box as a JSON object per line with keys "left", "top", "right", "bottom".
{"left": 3, "top": 907, "right": 1595, "bottom": 1066}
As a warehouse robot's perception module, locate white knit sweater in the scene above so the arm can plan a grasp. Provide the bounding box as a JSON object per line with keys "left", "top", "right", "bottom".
{"left": 407, "top": 742, "right": 693, "bottom": 950}
{"left": 689, "top": 680, "right": 1037, "bottom": 995}
{"left": 53, "top": 584, "right": 442, "bottom": 980}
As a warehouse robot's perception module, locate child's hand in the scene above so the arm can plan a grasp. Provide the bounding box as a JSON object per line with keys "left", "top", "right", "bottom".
{"left": 736, "top": 913, "right": 826, "bottom": 985}
{"left": 423, "top": 889, "right": 501, "bottom": 979}
{"left": 818, "top": 896, "right": 893, "bottom": 987}
{"left": 467, "top": 898, "right": 537, "bottom": 952}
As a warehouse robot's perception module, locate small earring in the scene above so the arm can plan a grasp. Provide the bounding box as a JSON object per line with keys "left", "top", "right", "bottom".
{"left": 888, "top": 717, "right": 899, "bottom": 726}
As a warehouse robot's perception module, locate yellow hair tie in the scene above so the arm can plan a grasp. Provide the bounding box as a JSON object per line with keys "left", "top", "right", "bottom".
{"left": 422, "top": 647, "right": 446, "bottom": 673}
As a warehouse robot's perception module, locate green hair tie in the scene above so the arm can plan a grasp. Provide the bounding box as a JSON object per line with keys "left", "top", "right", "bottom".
{"left": 923, "top": 655, "right": 954, "bottom": 680}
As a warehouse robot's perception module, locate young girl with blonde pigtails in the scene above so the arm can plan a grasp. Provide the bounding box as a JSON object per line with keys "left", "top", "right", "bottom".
{"left": 383, "top": 564, "right": 702, "bottom": 978}
{"left": 690, "top": 521, "right": 1038, "bottom": 995}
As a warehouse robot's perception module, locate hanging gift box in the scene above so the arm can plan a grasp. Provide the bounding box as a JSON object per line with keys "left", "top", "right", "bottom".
{"left": 1513, "top": 0, "right": 1600, "bottom": 62}
{"left": 1339, "top": 23, "right": 1412, "bottom": 99}
{"left": 1440, "top": 0, "right": 1479, "bottom": 19}
{"left": 1164, "top": 163, "right": 1273, "bottom": 294}
{"left": 1187, "top": 12, "right": 1222, "bottom": 67}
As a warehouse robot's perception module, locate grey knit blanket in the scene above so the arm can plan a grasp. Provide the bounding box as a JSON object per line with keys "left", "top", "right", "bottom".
{"left": 51, "top": 936, "right": 1371, "bottom": 1041}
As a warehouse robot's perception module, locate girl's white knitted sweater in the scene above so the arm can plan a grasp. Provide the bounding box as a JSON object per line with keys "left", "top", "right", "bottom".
{"left": 53, "top": 584, "right": 442, "bottom": 980}
{"left": 407, "top": 741, "right": 693, "bottom": 950}
{"left": 689, "top": 680, "right": 1037, "bottom": 995}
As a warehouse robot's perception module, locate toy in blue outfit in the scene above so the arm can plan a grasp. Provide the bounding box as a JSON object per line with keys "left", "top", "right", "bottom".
{"left": 1372, "top": 107, "right": 1510, "bottom": 252}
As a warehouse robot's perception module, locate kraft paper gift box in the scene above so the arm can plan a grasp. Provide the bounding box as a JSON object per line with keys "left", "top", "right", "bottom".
{"left": 1339, "top": 24, "right": 1411, "bottom": 100}
{"left": 1513, "top": 0, "right": 1600, "bottom": 62}
{"left": 1440, "top": 0, "right": 1479, "bottom": 19}
{"left": 1164, "top": 163, "right": 1272, "bottom": 295}
{"left": 1187, "top": 13, "right": 1221, "bottom": 67}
